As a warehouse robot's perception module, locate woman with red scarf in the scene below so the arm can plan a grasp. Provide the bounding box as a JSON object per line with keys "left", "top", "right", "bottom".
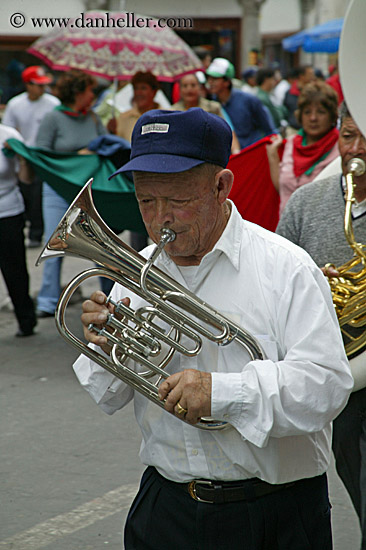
{"left": 267, "top": 81, "right": 339, "bottom": 215}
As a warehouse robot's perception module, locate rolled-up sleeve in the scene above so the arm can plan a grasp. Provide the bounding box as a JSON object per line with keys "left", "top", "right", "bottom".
{"left": 211, "top": 263, "right": 353, "bottom": 447}
{"left": 73, "top": 348, "right": 134, "bottom": 414}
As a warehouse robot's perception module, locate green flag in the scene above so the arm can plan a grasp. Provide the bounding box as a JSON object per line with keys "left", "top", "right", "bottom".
{"left": 5, "top": 138, "right": 145, "bottom": 234}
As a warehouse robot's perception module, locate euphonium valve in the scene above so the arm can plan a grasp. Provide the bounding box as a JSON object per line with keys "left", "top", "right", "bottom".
{"left": 37, "top": 179, "right": 265, "bottom": 430}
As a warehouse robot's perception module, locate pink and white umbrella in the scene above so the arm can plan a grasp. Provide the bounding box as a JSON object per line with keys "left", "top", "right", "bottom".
{"left": 28, "top": 11, "right": 202, "bottom": 82}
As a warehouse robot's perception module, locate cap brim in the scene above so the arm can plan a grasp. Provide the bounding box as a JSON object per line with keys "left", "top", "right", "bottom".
{"left": 205, "top": 70, "right": 225, "bottom": 78}
{"left": 109, "top": 153, "right": 204, "bottom": 179}
{"left": 28, "top": 78, "right": 52, "bottom": 84}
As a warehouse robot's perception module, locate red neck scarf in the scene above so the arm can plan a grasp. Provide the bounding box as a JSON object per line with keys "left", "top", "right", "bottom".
{"left": 55, "top": 104, "right": 88, "bottom": 117}
{"left": 292, "top": 127, "right": 339, "bottom": 178}
{"left": 289, "top": 81, "right": 301, "bottom": 96}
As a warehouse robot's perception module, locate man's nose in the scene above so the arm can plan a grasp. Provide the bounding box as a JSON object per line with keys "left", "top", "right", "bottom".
{"left": 155, "top": 199, "right": 174, "bottom": 225}
{"left": 350, "top": 135, "right": 366, "bottom": 154}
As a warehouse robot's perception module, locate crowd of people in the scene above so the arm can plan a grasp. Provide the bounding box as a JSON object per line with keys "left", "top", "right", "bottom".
{"left": 0, "top": 51, "right": 365, "bottom": 550}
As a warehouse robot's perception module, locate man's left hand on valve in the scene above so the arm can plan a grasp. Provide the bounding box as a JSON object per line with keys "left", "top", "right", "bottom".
{"left": 158, "top": 369, "right": 212, "bottom": 425}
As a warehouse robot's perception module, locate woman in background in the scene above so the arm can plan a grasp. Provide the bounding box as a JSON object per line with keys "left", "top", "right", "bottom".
{"left": 109, "top": 71, "right": 162, "bottom": 142}
{"left": 36, "top": 70, "right": 105, "bottom": 317}
{"left": 267, "top": 81, "right": 339, "bottom": 215}
{"left": 108, "top": 71, "right": 164, "bottom": 252}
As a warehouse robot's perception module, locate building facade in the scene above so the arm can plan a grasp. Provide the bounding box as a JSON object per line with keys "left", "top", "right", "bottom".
{"left": 0, "top": 0, "right": 354, "bottom": 102}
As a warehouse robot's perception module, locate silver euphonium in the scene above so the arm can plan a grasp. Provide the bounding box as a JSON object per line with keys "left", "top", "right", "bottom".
{"left": 37, "top": 179, "right": 265, "bottom": 430}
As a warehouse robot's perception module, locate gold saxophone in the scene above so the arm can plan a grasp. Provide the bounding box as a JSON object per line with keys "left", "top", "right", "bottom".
{"left": 326, "top": 157, "right": 366, "bottom": 358}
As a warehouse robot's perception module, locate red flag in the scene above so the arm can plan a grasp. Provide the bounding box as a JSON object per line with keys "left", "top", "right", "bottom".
{"left": 228, "top": 135, "right": 282, "bottom": 232}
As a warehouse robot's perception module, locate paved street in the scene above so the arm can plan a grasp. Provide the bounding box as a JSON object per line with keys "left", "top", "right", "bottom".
{"left": 0, "top": 242, "right": 362, "bottom": 549}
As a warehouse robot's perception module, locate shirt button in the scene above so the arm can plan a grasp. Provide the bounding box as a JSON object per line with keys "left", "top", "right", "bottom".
{"left": 192, "top": 449, "right": 198, "bottom": 456}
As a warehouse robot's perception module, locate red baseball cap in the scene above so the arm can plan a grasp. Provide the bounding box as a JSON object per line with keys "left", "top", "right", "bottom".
{"left": 22, "top": 66, "right": 52, "bottom": 85}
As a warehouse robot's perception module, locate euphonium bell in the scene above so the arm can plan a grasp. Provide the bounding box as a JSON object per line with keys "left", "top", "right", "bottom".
{"left": 37, "top": 179, "right": 265, "bottom": 430}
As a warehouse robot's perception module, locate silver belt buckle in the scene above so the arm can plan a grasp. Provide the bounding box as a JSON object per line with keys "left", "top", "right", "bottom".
{"left": 188, "top": 480, "right": 214, "bottom": 503}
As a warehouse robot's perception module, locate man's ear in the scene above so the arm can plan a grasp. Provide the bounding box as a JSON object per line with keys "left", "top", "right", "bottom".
{"left": 216, "top": 169, "right": 234, "bottom": 204}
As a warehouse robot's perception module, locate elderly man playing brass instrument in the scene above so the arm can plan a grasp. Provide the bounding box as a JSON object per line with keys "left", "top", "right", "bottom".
{"left": 277, "top": 102, "right": 366, "bottom": 550}
{"left": 73, "top": 108, "right": 352, "bottom": 550}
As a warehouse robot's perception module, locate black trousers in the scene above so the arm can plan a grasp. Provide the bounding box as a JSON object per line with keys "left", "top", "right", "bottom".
{"left": 332, "top": 387, "right": 366, "bottom": 549}
{"left": 124, "top": 467, "right": 332, "bottom": 550}
{"left": 19, "top": 178, "right": 44, "bottom": 242}
{"left": 0, "top": 213, "right": 36, "bottom": 332}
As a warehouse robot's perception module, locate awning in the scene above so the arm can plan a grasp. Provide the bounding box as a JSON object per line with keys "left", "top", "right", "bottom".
{"left": 282, "top": 18, "right": 343, "bottom": 53}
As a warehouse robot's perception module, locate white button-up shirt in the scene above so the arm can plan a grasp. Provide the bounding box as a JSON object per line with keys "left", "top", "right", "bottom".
{"left": 73, "top": 202, "right": 353, "bottom": 484}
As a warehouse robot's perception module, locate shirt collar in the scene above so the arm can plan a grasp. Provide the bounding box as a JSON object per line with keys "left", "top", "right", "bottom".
{"left": 205, "top": 200, "right": 242, "bottom": 270}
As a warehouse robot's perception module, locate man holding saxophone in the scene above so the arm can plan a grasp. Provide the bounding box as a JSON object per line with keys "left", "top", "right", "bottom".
{"left": 277, "top": 102, "right": 366, "bottom": 549}
{"left": 74, "top": 108, "right": 352, "bottom": 549}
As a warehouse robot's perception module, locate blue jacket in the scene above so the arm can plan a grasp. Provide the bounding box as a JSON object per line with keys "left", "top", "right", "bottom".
{"left": 221, "top": 88, "right": 275, "bottom": 149}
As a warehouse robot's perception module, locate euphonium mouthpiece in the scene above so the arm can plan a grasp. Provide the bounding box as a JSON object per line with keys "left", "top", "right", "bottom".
{"left": 141, "top": 228, "right": 176, "bottom": 280}
{"left": 347, "top": 157, "right": 366, "bottom": 176}
{"left": 160, "top": 227, "right": 176, "bottom": 243}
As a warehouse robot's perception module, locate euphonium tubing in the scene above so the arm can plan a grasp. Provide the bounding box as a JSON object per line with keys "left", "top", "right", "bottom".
{"left": 37, "top": 179, "right": 265, "bottom": 430}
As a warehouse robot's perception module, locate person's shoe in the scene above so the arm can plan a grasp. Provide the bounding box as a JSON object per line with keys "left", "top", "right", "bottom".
{"left": 15, "top": 328, "right": 36, "bottom": 337}
{"left": 16, "top": 318, "right": 37, "bottom": 337}
{"left": 36, "top": 309, "right": 54, "bottom": 318}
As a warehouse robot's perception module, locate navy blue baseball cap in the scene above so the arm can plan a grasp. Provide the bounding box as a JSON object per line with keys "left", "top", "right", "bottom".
{"left": 110, "top": 108, "right": 232, "bottom": 177}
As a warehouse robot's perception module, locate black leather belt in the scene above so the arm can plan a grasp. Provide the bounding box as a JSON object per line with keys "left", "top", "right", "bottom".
{"left": 187, "top": 477, "right": 295, "bottom": 504}
{"left": 152, "top": 467, "right": 295, "bottom": 505}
